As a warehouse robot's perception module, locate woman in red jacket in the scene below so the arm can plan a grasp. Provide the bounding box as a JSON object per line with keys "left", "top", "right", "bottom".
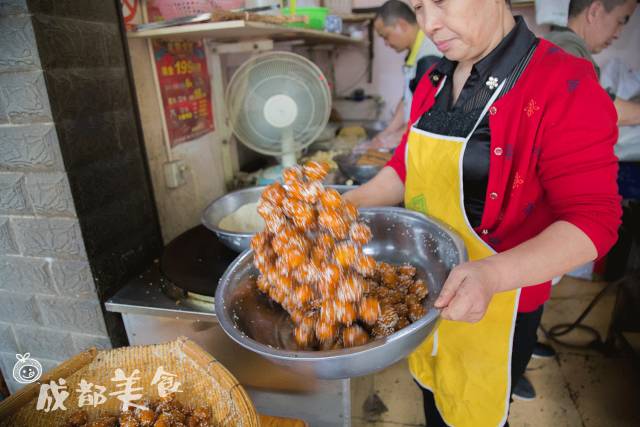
{"left": 344, "top": 0, "right": 621, "bottom": 426}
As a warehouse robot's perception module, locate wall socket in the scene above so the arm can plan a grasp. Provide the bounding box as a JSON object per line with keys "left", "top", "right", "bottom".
{"left": 163, "top": 160, "right": 188, "bottom": 189}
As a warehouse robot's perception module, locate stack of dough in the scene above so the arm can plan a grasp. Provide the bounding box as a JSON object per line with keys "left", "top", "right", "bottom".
{"left": 218, "top": 202, "right": 264, "bottom": 233}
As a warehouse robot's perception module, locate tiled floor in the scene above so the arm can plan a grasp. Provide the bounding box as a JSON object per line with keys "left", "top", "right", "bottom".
{"left": 351, "top": 277, "right": 640, "bottom": 426}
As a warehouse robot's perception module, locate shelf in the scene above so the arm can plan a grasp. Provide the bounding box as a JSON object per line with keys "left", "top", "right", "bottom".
{"left": 127, "top": 20, "right": 361, "bottom": 45}
{"left": 339, "top": 13, "right": 375, "bottom": 23}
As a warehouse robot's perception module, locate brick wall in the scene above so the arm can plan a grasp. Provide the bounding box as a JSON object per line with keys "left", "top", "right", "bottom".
{"left": 0, "top": 0, "right": 162, "bottom": 393}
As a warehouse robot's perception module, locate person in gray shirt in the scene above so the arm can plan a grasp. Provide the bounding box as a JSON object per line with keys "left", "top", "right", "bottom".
{"left": 513, "top": 0, "right": 640, "bottom": 402}
{"left": 546, "top": 0, "right": 640, "bottom": 126}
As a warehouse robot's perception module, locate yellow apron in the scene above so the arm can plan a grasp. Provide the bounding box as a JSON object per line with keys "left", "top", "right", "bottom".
{"left": 405, "top": 79, "right": 520, "bottom": 427}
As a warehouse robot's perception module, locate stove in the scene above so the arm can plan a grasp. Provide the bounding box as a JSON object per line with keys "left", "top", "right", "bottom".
{"left": 158, "top": 225, "right": 237, "bottom": 309}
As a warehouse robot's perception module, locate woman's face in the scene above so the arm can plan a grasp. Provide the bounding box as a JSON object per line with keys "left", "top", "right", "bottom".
{"left": 410, "top": 0, "right": 509, "bottom": 63}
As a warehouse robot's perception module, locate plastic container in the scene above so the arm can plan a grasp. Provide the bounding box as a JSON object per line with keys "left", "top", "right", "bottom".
{"left": 155, "top": 0, "right": 245, "bottom": 18}
{"left": 245, "top": 0, "right": 280, "bottom": 14}
{"left": 325, "top": 14, "right": 343, "bottom": 33}
{"left": 295, "top": 0, "right": 320, "bottom": 6}
{"left": 282, "top": 6, "right": 328, "bottom": 29}
{"left": 155, "top": 0, "right": 215, "bottom": 19}
{"left": 214, "top": 0, "right": 245, "bottom": 10}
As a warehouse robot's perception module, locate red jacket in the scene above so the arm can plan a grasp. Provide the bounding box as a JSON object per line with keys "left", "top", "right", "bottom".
{"left": 387, "top": 39, "right": 621, "bottom": 312}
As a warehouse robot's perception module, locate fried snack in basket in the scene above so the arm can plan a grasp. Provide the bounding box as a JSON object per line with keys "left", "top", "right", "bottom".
{"left": 252, "top": 161, "right": 430, "bottom": 349}
{"left": 64, "top": 393, "right": 213, "bottom": 427}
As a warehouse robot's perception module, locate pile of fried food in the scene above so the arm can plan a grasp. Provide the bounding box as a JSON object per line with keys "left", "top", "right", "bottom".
{"left": 252, "top": 161, "right": 429, "bottom": 350}
{"left": 355, "top": 149, "right": 393, "bottom": 167}
{"left": 64, "top": 393, "right": 211, "bottom": 427}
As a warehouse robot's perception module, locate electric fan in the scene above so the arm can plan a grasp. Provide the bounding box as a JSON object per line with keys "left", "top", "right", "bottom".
{"left": 225, "top": 51, "right": 332, "bottom": 183}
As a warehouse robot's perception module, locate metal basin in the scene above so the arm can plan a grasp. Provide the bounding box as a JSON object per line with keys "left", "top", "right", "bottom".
{"left": 215, "top": 207, "right": 467, "bottom": 379}
{"left": 202, "top": 185, "right": 355, "bottom": 253}
{"left": 334, "top": 152, "right": 389, "bottom": 184}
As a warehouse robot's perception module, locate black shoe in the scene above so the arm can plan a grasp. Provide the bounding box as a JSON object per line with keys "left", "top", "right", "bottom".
{"left": 512, "top": 376, "right": 536, "bottom": 401}
{"left": 532, "top": 342, "right": 556, "bottom": 359}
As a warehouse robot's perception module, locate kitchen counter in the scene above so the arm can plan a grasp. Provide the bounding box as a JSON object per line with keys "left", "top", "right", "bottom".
{"left": 105, "top": 265, "right": 216, "bottom": 320}
{"left": 106, "top": 266, "right": 351, "bottom": 426}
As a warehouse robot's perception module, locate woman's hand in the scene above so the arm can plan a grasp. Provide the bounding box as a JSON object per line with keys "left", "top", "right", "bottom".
{"left": 433, "top": 221, "right": 599, "bottom": 323}
{"left": 434, "top": 259, "right": 501, "bottom": 323}
{"left": 369, "top": 130, "right": 403, "bottom": 150}
{"left": 368, "top": 133, "right": 389, "bottom": 149}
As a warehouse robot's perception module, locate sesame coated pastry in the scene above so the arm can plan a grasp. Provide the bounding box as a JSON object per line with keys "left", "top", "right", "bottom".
{"left": 63, "top": 394, "right": 214, "bottom": 427}
{"left": 66, "top": 411, "right": 89, "bottom": 427}
{"left": 251, "top": 162, "right": 430, "bottom": 349}
{"left": 343, "top": 325, "right": 370, "bottom": 348}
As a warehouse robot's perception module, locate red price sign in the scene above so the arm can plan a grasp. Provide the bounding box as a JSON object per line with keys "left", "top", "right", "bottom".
{"left": 153, "top": 40, "right": 215, "bottom": 147}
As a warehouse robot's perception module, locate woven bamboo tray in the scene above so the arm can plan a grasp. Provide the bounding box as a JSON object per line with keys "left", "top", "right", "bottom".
{"left": 0, "top": 337, "right": 259, "bottom": 426}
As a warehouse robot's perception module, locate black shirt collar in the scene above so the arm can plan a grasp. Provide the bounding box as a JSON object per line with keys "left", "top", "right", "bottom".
{"left": 431, "top": 16, "right": 536, "bottom": 84}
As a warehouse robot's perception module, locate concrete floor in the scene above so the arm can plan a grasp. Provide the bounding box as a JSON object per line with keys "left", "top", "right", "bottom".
{"left": 351, "top": 277, "right": 640, "bottom": 427}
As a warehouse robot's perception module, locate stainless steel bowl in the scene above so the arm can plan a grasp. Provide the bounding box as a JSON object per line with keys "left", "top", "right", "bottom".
{"left": 334, "top": 152, "right": 390, "bottom": 184}
{"left": 202, "top": 185, "right": 356, "bottom": 252}
{"left": 215, "top": 207, "right": 467, "bottom": 379}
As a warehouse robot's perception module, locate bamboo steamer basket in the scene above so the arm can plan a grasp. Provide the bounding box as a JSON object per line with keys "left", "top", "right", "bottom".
{"left": 0, "top": 337, "right": 259, "bottom": 426}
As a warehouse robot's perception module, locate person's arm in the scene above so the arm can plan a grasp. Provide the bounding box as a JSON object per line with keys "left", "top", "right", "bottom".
{"left": 385, "top": 99, "right": 407, "bottom": 134}
{"left": 435, "top": 221, "right": 596, "bottom": 321}
{"left": 434, "top": 63, "right": 621, "bottom": 323}
{"left": 368, "top": 100, "right": 406, "bottom": 149}
{"left": 345, "top": 128, "right": 409, "bottom": 206}
{"left": 342, "top": 166, "right": 405, "bottom": 207}
{"left": 614, "top": 98, "right": 640, "bottom": 126}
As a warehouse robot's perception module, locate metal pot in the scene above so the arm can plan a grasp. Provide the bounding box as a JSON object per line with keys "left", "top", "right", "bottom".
{"left": 202, "top": 185, "right": 355, "bottom": 252}
{"left": 334, "top": 152, "right": 383, "bottom": 184}
{"left": 214, "top": 207, "right": 467, "bottom": 379}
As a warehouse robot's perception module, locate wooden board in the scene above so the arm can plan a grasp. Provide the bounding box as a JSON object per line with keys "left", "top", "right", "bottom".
{"left": 128, "top": 20, "right": 360, "bottom": 45}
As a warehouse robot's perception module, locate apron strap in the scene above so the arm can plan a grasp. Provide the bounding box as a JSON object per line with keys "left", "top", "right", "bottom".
{"left": 409, "top": 75, "right": 504, "bottom": 139}
{"left": 435, "top": 75, "right": 448, "bottom": 97}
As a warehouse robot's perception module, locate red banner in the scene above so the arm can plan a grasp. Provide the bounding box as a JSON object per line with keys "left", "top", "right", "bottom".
{"left": 153, "top": 40, "right": 215, "bottom": 147}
